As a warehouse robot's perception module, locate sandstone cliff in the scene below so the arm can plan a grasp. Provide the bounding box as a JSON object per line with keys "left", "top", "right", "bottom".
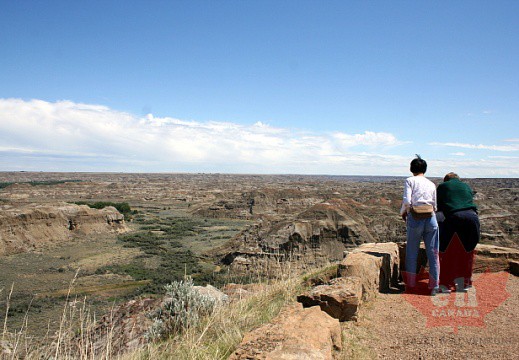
{"left": 0, "top": 204, "right": 127, "bottom": 256}
{"left": 220, "top": 199, "right": 377, "bottom": 275}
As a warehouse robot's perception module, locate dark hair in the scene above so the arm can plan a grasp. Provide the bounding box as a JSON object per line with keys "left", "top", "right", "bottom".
{"left": 410, "top": 154, "right": 427, "bottom": 174}
{"left": 443, "top": 172, "right": 459, "bottom": 182}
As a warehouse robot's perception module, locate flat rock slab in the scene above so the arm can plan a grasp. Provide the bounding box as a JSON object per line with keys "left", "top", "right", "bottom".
{"left": 230, "top": 303, "right": 342, "bottom": 360}
{"left": 297, "top": 276, "right": 363, "bottom": 321}
{"left": 474, "top": 244, "right": 519, "bottom": 273}
{"left": 475, "top": 244, "right": 519, "bottom": 260}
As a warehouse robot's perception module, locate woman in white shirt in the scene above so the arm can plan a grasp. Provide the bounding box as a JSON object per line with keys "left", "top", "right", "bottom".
{"left": 400, "top": 156, "right": 446, "bottom": 295}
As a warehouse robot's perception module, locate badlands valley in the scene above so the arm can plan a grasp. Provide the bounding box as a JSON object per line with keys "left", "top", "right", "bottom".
{"left": 0, "top": 172, "right": 517, "bottom": 349}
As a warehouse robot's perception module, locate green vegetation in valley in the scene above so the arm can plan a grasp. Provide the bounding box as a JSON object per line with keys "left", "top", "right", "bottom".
{"left": 73, "top": 201, "right": 137, "bottom": 218}
{"left": 0, "top": 204, "right": 250, "bottom": 339}
{"left": 97, "top": 213, "right": 249, "bottom": 294}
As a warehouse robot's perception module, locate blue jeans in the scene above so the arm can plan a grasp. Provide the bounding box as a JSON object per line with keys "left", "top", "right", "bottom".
{"left": 405, "top": 213, "right": 440, "bottom": 289}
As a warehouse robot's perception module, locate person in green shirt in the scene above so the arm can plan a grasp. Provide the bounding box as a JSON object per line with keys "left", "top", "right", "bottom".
{"left": 437, "top": 172, "right": 480, "bottom": 292}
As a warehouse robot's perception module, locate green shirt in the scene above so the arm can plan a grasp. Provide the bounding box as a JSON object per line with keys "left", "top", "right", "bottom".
{"left": 437, "top": 178, "right": 477, "bottom": 216}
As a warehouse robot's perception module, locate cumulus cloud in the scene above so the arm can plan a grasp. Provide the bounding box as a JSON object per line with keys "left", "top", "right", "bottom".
{"left": 1, "top": 98, "right": 517, "bottom": 176}
{"left": 333, "top": 131, "right": 404, "bottom": 148}
{"left": 430, "top": 141, "right": 519, "bottom": 152}
{"left": 0, "top": 98, "right": 409, "bottom": 174}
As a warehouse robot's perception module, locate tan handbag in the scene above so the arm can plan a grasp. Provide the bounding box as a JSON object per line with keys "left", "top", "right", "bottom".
{"left": 410, "top": 204, "right": 434, "bottom": 219}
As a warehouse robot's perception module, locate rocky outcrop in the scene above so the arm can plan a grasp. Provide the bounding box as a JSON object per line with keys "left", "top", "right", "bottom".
{"left": 338, "top": 242, "right": 400, "bottom": 300}
{"left": 348, "top": 242, "right": 400, "bottom": 291}
{"left": 295, "top": 243, "right": 399, "bottom": 326}
{"left": 191, "top": 188, "right": 322, "bottom": 219}
{"left": 474, "top": 244, "right": 519, "bottom": 273}
{"left": 297, "top": 277, "right": 363, "bottom": 321}
{"left": 230, "top": 303, "right": 342, "bottom": 360}
{"left": 476, "top": 244, "right": 519, "bottom": 259}
{"left": 0, "top": 204, "right": 127, "bottom": 256}
{"left": 222, "top": 200, "right": 376, "bottom": 276}
{"left": 338, "top": 252, "right": 382, "bottom": 301}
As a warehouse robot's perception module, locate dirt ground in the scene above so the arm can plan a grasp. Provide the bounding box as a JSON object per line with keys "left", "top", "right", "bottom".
{"left": 342, "top": 273, "right": 519, "bottom": 359}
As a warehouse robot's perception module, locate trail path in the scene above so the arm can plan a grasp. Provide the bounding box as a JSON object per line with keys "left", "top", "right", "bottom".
{"left": 342, "top": 274, "right": 519, "bottom": 359}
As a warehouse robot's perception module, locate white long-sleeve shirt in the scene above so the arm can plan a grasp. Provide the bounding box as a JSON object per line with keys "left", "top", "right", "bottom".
{"left": 400, "top": 175, "right": 437, "bottom": 215}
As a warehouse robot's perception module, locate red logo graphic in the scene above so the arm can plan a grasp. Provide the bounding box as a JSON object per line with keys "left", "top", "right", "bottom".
{"left": 402, "top": 236, "right": 510, "bottom": 333}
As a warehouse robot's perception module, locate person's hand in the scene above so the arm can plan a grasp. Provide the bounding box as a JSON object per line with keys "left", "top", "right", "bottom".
{"left": 401, "top": 212, "right": 407, "bottom": 222}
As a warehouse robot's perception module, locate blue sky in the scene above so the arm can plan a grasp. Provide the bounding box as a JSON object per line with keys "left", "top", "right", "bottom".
{"left": 0, "top": 1, "right": 518, "bottom": 176}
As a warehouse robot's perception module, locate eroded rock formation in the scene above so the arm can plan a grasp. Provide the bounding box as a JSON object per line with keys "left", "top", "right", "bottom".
{"left": 0, "top": 204, "right": 127, "bottom": 256}
{"left": 0, "top": 173, "right": 516, "bottom": 289}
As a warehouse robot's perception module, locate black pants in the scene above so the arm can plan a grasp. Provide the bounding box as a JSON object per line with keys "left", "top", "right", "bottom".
{"left": 439, "top": 209, "right": 480, "bottom": 288}
{"left": 439, "top": 209, "right": 480, "bottom": 252}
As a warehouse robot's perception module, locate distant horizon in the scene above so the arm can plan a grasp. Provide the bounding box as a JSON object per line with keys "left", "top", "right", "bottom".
{"left": 1, "top": 170, "right": 517, "bottom": 180}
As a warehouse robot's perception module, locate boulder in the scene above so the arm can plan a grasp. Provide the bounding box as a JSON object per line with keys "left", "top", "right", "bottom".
{"left": 350, "top": 242, "right": 400, "bottom": 290}
{"left": 338, "top": 242, "right": 400, "bottom": 300}
{"left": 338, "top": 252, "right": 382, "bottom": 301}
{"left": 230, "top": 303, "right": 342, "bottom": 360}
{"left": 193, "top": 284, "right": 229, "bottom": 303}
{"left": 297, "top": 276, "right": 363, "bottom": 321}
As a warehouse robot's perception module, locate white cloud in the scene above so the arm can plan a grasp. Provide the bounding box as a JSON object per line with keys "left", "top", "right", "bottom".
{"left": 451, "top": 152, "right": 466, "bottom": 156}
{"left": 429, "top": 142, "right": 519, "bottom": 152}
{"left": 427, "top": 158, "right": 519, "bottom": 177}
{"left": 1, "top": 98, "right": 517, "bottom": 177}
{"left": 487, "top": 155, "right": 519, "bottom": 159}
{"left": 333, "top": 131, "right": 403, "bottom": 148}
{"left": 0, "top": 98, "right": 410, "bottom": 174}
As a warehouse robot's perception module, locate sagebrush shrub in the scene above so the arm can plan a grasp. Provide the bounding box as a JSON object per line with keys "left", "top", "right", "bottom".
{"left": 146, "top": 277, "right": 216, "bottom": 341}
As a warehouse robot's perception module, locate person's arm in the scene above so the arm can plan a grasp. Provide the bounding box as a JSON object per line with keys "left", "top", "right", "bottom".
{"left": 436, "top": 184, "right": 445, "bottom": 212}
{"left": 400, "top": 179, "right": 412, "bottom": 221}
{"left": 433, "top": 187, "right": 437, "bottom": 212}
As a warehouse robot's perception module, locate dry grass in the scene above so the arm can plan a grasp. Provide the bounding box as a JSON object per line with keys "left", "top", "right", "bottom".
{"left": 37, "top": 280, "right": 151, "bottom": 298}
{"left": 1, "top": 260, "right": 327, "bottom": 360}
{"left": 129, "top": 275, "right": 303, "bottom": 360}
